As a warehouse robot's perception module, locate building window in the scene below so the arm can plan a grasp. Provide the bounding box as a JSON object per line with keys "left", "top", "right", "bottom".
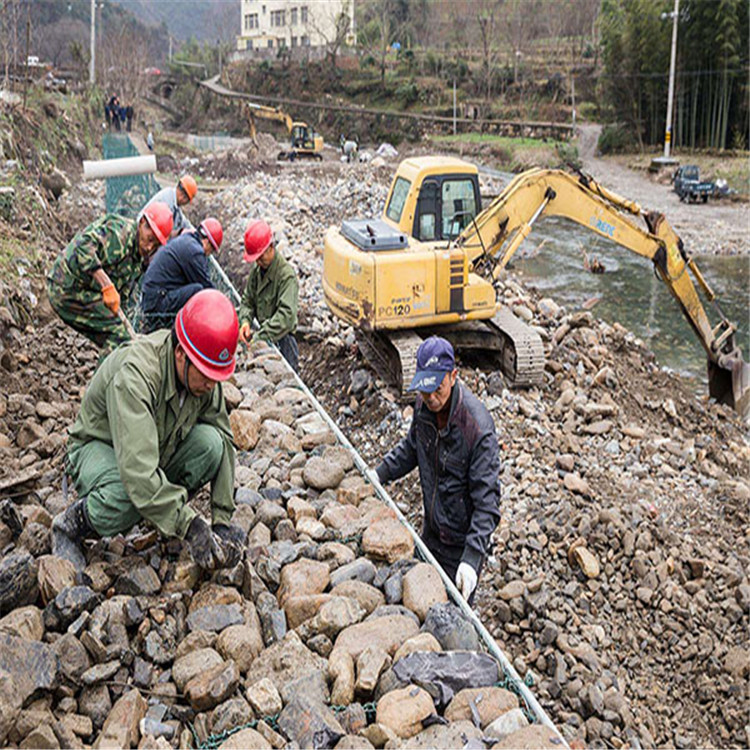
{"left": 270, "top": 9, "right": 286, "bottom": 27}
{"left": 262, "top": 5, "right": 266, "bottom": 13}
{"left": 291, "top": 36, "right": 297, "bottom": 47}
{"left": 279, "top": 38, "right": 286, "bottom": 48}
{"left": 267, "top": 39, "right": 274, "bottom": 48}
{"left": 300, "top": 6, "right": 308, "bottom": 23}
{"left": 248, "top": 39, "right": 253, "bottom": 49}
{"left": 301, "top": 34, "right": 309, "bottom": 46}
{"left": 245, "top": 13, "right": 259, "bottom": 30}
{"left": 291, "top": 8, "right": 297, "bottom": 25}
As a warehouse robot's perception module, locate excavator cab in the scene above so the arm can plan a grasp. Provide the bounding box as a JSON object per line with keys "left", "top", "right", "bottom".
{"left": 409, "top": 173, "right": 481, "bottom": 242}
{"left": 291, "top": 123, "right": 314, "bottom": 150}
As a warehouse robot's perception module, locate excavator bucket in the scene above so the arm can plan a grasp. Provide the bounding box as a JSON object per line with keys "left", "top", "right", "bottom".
{"left": 708, "top": 356, "right": 750, "bottom": 420}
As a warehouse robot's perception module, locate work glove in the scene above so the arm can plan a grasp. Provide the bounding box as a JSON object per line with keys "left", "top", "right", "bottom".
{"left": 186, "top": 516, "right": 226, "bottom": 570}
{"left": 213, "top": 523, "right": 246, "bottom": 569}
{"left": 239, "top": 321, "right": 252, "bottom": 345}
{"left": 455, "top": 562, "right": 478, "bottom": 600}
{"left": 101, "top": 283, "right": 121, "bottom": 314}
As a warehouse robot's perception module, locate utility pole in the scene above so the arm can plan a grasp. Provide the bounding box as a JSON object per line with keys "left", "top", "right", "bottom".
{"left": 89, "top": 0, "right": 95, "bottom": 84}
{"left": 571, "top": 74, "right": 576, "bottom": 130}
{"left": 663, "top": 0, "right": 679, "bottom": 158}
{"left": 453, "top": 78, "right": 457, "bottom": 136}
{"left": 169, "top": 35, "right": 173, "bottom": 63}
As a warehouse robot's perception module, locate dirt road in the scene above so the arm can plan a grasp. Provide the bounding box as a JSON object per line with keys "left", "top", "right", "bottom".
{"left": 577, "top": 124, "right": 749, "bottom": 255}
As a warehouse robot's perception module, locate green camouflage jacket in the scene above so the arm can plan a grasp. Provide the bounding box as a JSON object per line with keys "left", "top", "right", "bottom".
{"left": 48, "top": 214, "right": 145, "bottom": 305}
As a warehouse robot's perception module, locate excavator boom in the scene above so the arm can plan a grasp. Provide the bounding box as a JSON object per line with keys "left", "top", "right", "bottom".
{"left": 456, "top": 168, "right": 749, "bottom": 416}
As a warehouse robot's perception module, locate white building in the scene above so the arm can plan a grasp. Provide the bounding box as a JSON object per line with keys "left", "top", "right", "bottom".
{"left": 236, "top": 0, "right": 354, "bottom": 55}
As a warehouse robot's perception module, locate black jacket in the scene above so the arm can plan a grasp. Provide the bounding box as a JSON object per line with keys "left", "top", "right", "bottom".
{"left": 376, "top": 381, "right": 501, "bottom": 572}
{"left": 141, "top": 232, "right": 213, "bottom": 313}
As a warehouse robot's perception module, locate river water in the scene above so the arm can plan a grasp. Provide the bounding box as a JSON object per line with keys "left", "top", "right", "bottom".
{"left": 511, "top": 215, "right": 749, "bottom": 392}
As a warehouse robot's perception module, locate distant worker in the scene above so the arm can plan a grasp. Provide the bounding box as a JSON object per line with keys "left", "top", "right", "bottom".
{"left": 51, "top": 290, "right": 245, "bottom": 572}
{"left": 371, "top": 337, "right": 501, "bottom": 604}
{"left": 239, "top": 219, "right": 299, "bottom": 371}
{"left": 125, "top": 104, "right": 134, "bottom": 132}
{"left": 47, "top": 202, "right": 173, "bottom": 355}
{"left": 340, "top": 134, "right": 358, "bottom": 163}
{"left": 146, "top": 130, "right": 154, "bottom": 152}
{"left": 140, "top": 218, "right": 223, "bottom": 332}
{"left": 139, "top": 176, "right": 197, "bottom": 239}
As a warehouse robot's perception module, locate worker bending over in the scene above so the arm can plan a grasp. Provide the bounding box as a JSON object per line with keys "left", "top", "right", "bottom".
{"left": 140, "top": 218, "right": 223, "bottom": 332}
{"left": 373, "top": 337, "right": 501, "bottom": 604}
{"left": 52, "top": 290, "right": 245, "bottom": 572}
{"left": 47, "top": 202, "right": 172, "bottom": 356}
{"left": 239, "top": 219, "right": 299, "bottom": 371}
{"left": 139, "top": 175, "right": 198, "bottom": 238}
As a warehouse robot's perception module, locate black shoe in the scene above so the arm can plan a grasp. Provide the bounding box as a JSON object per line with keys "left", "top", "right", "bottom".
{"left": 51, "top": 498, "right": 93, "bottom": 571}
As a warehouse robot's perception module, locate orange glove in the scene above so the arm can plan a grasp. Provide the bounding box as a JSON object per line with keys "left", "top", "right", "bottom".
{"left": 101, "top": 283, "right": 120, "bottom": 314}
{"left": 239, "top": 321, "right": 252, "bottom": 345}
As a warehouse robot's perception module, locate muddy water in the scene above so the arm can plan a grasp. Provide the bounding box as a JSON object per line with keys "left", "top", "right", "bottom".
{"left": 511, "top": 215, "right": 750, "bottom": 392}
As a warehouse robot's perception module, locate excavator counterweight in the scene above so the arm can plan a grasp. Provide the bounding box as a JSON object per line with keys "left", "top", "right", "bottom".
{"left": 322, "top": 157, "right": 749, "bottom": 419}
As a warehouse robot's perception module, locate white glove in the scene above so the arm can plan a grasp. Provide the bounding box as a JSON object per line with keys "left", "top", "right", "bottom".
{"left": 456, "top": 562, "right": 478, "bottom": 600}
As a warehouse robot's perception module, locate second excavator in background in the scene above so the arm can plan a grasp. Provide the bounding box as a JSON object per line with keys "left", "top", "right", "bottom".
{"left": 322, "top": 156, "right": 749, "bottom": 419}
{"left": 244, "top": 102, "right": 323, "bottom": 161}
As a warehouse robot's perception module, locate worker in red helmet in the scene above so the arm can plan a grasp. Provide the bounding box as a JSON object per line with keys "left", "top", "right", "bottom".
{"left": 239, "top": 219, "right": 299, "bottom": 371}
{"left": 47, "top": 201, "right": 173, "bottom": 356}
{"left": 140, "top": 217, "right": 223, "bottom": 332}
{"left": 52, "top": 289, "right": 245, "bottom": 572}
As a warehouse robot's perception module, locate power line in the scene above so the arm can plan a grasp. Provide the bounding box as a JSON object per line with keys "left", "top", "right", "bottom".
{"left": 596, "top": 66, "right": 749, "bottom": 80}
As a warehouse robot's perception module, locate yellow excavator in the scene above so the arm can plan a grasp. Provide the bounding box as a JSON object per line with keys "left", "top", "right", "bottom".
{"left": 322, "top": 156, "right": 749, "bottom": 418}
{"left": 244, "top": 102, "right": 323, "bottom": 161}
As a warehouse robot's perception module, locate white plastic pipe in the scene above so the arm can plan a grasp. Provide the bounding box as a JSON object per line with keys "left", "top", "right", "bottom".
{"left": 83, "top": 155, "right": 157, "bottom": 180}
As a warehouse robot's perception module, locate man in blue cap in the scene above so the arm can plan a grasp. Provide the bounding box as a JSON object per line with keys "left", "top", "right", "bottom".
{"left": 373, "top": 336, "right": 501, "bottom": 604}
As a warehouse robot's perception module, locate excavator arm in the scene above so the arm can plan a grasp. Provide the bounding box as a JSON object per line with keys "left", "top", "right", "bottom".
{"left": 244, "top": 102, "right": 293, "bottom": 145}
{"left": 455, "top": 168, "right": 749, "bottom": 416}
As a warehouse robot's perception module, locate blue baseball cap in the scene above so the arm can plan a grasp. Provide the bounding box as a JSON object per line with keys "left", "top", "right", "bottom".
{"left": 409, "top": 336, "right": 456, "bottom": 392}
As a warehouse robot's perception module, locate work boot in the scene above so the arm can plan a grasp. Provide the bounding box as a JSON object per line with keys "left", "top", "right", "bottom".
{"left": 51, "top": 497, "right": 94, "bottom": 572}
{"left": 213, "top": 523, "right": 246, "bottom": 569}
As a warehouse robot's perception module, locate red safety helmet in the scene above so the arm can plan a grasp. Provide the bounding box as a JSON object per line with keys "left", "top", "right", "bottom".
{"left": 243, "top": 219, "right": 273, "bottom": 263}
{"left": 175, "top": 289, "right": 238, "bottom": 381}
{"left": 200, "top": 217, "right": 223, "bottom": 253}
{"left": 142, "top": 201, "right": 173, "bottom": 245}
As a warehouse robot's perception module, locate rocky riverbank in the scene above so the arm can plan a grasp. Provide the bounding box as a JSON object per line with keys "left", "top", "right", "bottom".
{"left": 0, "top": 155, "right": 748, "bottom": 749}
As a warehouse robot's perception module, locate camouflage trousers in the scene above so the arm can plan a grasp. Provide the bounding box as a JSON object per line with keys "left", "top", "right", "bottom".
{"left": 47, "top": 279, "right": 130, "bottom": 358}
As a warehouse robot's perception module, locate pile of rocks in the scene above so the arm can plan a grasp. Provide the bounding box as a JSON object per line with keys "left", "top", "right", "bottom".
{"left": 0, "top": 345, "right": 562, "bottom": 749}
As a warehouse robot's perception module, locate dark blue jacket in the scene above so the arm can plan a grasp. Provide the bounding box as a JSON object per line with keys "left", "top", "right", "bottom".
{"left": 141, "top": 232, "right": 213, "bottom": 313}
{"left": 376, "top": 381, "right": 501, "bottom": 572}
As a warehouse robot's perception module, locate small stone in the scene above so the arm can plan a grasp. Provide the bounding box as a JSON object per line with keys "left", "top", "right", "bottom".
{"left": 217, "top": 727, "right": 271, "bottom": 749}
{"left": 246, "top": 676, "right": 283, "bottom": 716}
{"left": 330, "top": 581, "right": 384, "bottom": 616}
{"left": 444, "top": 687, "right": 519, "bottom": 728}
{"left": 329, "top": 558, "right": 377, "bottom": 588}
{"left": 37, "top": 555, "right": 76, "bottom": 605}
{"left": 277, "top": 697, "right": 345, "bottom": 749}
{"left": 186, "top": 604, "right": 244, "bottom": 633}
{"left": 401, "top": 564, "right": 448, "bottom": 622}
{"left": 114, "top": 564, "right": 161, "bottom": 596}
{"left": 172, "top": 648, "right": 224, "bottom": 692}
{"left": 490, "top": 724, "right": 562, "bottom": 749}
{"left": 355, "top": 646, "right": 390, "bottom": 696}
{"left": 0, "top": 605, "right": 44, "bottom": 640}
{"left": 393, "top": 633, "right": 442, "bottom": 663}
{"left": 376, "top": 684, "right": 434, "bottom": 739}
{"left": 362, "top": 518, "right": 414, "bottom": 563}
{"left": 216, "top": 623, "right": 264, "bottom": 673}
{"left": 20, "top": 724, "right": 60, "bottom": 749}
{"left": 570, "top": 546, "right": 600, "bottom": 578}
{"left": 95, "top": 688, "right": 146, "bottom": 749}
{"left": 81, "top": 660, "right": 120, "bottom": 685}
{"left": 484, "top": 707, "right": 529, "bottom": 739}
{"left": 421, "top": 603, "right": 479, "bottom": 651}
{"left": 277, "top": 558, "right": 330, "bottom": 606}
{"left": 333, "top": 615, "right": 420, "bottom": 661}
{"left": 185, "top": 660, "right": 240, "bottom": 711}
{"left": 563, "top": 472, "right": 591, "bottom": 497}
{"left": 229, "top": 410, "right": 261, "bottom": 451}
{"left": 303, "top": 457, "right": 345, "bottom": 490}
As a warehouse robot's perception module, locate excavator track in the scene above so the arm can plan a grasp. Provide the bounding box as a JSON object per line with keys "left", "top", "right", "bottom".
{"left": 487, "top": 307, "right": 546, "bottom": 387}
{"left": 356, "top": 308, "right": 545, "bottom": 396}
{"left": 355, "top": 329, "right": 422, "bottom": 395}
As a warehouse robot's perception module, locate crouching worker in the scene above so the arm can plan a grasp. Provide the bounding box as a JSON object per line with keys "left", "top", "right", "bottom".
{"left": 239, "top": 219, "right": 299, "bottom": 371}
{"left": 140, "top": 218, "right": 223, "bottom": 332}
{"left": 52, "top": 289, "right": 245, "bottom": 572}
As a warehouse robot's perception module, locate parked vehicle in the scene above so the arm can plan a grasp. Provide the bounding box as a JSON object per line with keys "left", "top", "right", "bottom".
{"left": 673, "top": 165, "right": 715, "bottom": 203}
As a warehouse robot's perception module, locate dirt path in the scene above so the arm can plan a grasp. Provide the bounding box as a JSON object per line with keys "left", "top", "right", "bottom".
{"left": 577, "top": 123, "right": 749, "bottom": 255}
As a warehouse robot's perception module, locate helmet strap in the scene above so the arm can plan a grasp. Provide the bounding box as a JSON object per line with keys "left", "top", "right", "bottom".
{"left": 182, "top": 356, "right": 196, "bottom": 399}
